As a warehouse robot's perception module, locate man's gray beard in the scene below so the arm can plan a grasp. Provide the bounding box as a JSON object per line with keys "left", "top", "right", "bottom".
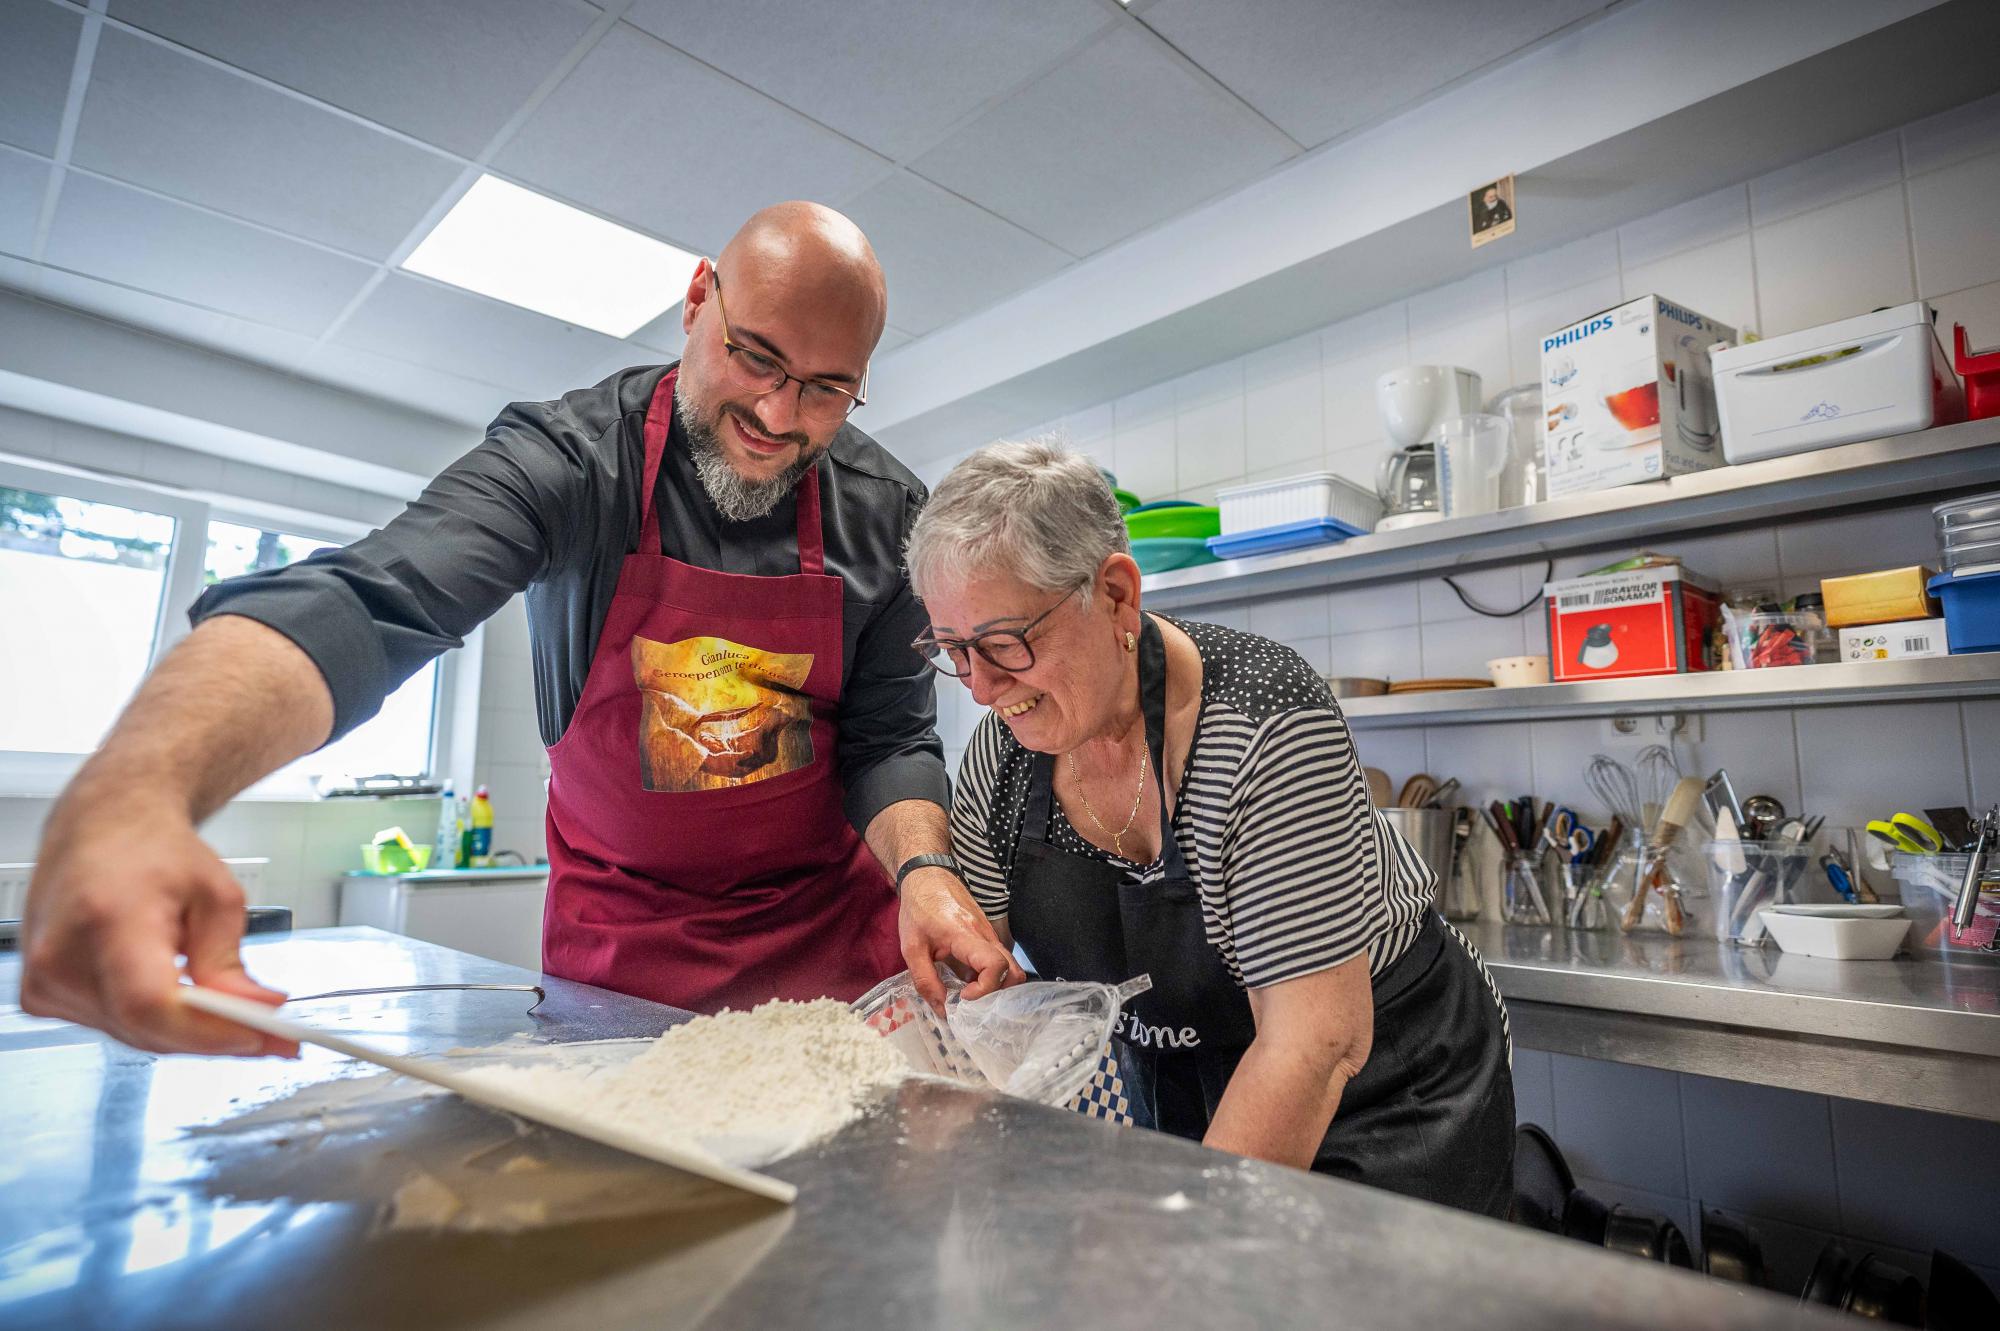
{"left": 675, "top": 394, "right": 812, "bottom": 523}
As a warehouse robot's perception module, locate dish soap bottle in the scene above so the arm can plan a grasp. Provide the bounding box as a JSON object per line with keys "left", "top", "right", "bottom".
{"left": 431, "top": 780, "right": 457, "bottom": 872}
{"left": 468, "top": 785, "right": 494, "bottom": 868}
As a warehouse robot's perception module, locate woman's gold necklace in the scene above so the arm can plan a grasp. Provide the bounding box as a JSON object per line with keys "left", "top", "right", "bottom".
{"left": 1068, "top": 744, "right": 1150, "bottom": 861}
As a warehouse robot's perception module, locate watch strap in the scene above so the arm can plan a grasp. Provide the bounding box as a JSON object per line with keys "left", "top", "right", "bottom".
{"left": 895, "top": 853, "right": 961, "bottom": 889}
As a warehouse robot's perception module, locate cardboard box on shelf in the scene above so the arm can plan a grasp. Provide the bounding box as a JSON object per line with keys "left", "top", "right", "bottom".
{"left": 1821, "top": 566, "right": 1939, "bottom": 628}
{"left": 1839, "top": 619, "right": 1949, "bottom": 661}
{"left": 1543, "top": 564, "right": 1720, "bottom": 682}
{"left": 1541, "top": 295, "right": 1735, "bottom": 498}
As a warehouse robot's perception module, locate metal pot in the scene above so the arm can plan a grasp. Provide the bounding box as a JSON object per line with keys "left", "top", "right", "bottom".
{"left": 1377, "top": 807, "right": 1455, "bottom": 910}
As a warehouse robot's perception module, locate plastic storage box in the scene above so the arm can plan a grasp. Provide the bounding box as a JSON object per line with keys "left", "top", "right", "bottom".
{"left": 1927, "top": 568, "right": 2000, "bottom": 653}
{"left": 1935, "top": 492, "right": 2000, "bottom": 576}
{"left": 1712, "top": 301, "right": 1965, "bottom": 462}
{"left": 1123, "top": 502, "right": 1219, "bottom": 541}
{"left": 1215, "top": 471, "right": 1381, "bottom": 537}
{"left": 1888, "top": 852, "right": 1999, "bottom": 960}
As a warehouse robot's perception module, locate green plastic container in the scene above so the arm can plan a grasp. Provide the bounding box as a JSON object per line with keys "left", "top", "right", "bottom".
{"left": 359, "top": 842, "right": 433, "bottom": 874}
{"left": 1124, "top": 504, "right": 1220, "bottom": 541}
{"left": 1131, "top": 537, "right": 1220, "bottom": 574}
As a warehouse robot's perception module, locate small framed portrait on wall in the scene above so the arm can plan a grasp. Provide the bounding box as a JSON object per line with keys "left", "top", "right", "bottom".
{"left": 1470, "top": 175, "right": 1516, "bottom": 248}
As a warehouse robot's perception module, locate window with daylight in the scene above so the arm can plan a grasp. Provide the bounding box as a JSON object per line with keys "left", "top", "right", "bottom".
{"left": 0, "top": 458, "right": 451, "bottom": 796}
{"left": 0, "top": 480, "right": 184, "bottom": 755}
{"left": 205, "top": 519, "right": 441, "bottom": 788}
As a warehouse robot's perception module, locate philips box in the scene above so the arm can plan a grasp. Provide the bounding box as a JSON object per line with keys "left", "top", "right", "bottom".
{"left": 1543, "top": 565, "right": 1720, "bottom": 683}
{"left": 1542, "top": 295, "right": 1736, "bottom": 498}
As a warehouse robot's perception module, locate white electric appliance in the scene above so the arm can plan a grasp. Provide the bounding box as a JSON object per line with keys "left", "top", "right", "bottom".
{"left": 1374, "top": 366, "right": 1481, "bottom": 530}
{"left": 1376, "top": 365, "right": 1482, "bottom": 451}
{"left": 1712, "top": 301, "right": 1965, "bottom": 462}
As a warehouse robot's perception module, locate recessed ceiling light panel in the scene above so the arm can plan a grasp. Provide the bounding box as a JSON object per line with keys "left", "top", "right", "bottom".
{"left": 401, "top": 174, "right": 696, "bottom": 338}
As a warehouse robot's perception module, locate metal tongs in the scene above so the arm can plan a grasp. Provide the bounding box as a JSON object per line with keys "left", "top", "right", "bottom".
{"left": 1951, "top": 806, "right": 1996, "bottom": 936}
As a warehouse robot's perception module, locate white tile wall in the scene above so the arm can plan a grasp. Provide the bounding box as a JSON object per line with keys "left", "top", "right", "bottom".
{"left": 472, "top": 595, "right": 549, "bottom": 865}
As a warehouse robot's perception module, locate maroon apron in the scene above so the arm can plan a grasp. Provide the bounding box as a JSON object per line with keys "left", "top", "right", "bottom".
{"left": 541, "top": 368, "right": 903, "bottom": 1013}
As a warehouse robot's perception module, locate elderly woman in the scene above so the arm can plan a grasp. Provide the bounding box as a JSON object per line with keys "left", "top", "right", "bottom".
{"left": 901, "top": 440, "right": 1514, "bottom": 1215}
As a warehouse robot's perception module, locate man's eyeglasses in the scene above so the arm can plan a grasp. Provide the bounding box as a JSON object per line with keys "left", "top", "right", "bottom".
{"left": 708, "top": 262, "right": 868, "bottom": 424}
{"left": 912, "top": 590, "right": 1076, "bottom": 678}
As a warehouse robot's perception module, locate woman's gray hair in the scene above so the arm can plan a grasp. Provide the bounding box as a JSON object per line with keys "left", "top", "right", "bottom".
{"left": 906, "top": 438, "right": 1131, "bottom": 606}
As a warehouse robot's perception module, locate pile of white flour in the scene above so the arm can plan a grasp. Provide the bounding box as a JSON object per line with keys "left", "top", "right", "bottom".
{"left": 460, "top": 998, "right": 908, "bottom": 1166}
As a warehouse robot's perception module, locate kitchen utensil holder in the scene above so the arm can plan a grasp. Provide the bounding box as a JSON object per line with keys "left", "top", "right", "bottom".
{"left": 1503, "top": 849, "right": 1552, "bottom": 926}
{"left": 1602, "top": 841, "right": 1695, "bottom": 935}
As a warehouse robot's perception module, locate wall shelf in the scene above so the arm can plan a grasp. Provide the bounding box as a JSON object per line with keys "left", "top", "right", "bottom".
{"left": 1141, "top": 419, "right": 2000, "bottom": 611}
{"left": 1338, "top": 655, "right": 2000, "bottom": 730}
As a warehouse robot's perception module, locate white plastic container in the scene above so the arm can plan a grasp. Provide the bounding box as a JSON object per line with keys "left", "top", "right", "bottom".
{"left": 1712, "top": 301, "right": 1965, "bottom": 463}
{"left": 1215, "top": 471, "right": 1382, "bottom": 536}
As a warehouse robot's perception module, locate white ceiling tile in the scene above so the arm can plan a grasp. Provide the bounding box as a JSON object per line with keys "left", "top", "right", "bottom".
{"left": 330, "top": 272, "right": 629, "bottom": 403}
{"left": 875, "top": 326, "right": 914, "bottom": 356}
{"left": 45, "top": 172, "right": 375, "bottom": 334}
{"left": 1138, "top": 0, "right": 1606, "bottom": 148}
{"left": 27, "top": 263, "right": 321, "bottom": 372}
{"left": 71, "top": 28, "right": 463, "bottom": 259}
{"left": 840, "top": 172, "right": 1071, "bottom": 335}
{"left": 910, "top": 25, "right": 1297, "bottom": 257}
{"left": 624, "top": 0, "right": 1112, "bottom": 161}
{"left": 107, "top": 0, "right": 600, "bottom": 158}
{"left": 0, "top": 0, "right": 80, "bottom": 156}
{"left": 0, "top": 148, "right": 49, "bottom": 257}
{"left": 295, "top": 340, "right": 521, "bottom": 429}
{"left": 494, "top": 24, "right": 893, "bottom": 258}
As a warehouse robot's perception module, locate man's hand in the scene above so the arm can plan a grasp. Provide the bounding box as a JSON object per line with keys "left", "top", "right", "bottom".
{"left": 898, "top": 866, "right": 1023, "bottom": 1013}
{"left": 20, "top": 799, "right": 296, "bottom": 1058}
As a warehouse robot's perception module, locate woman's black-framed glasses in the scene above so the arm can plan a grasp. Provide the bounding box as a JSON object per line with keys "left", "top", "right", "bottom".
{"left": 912, "top": 590, "right": 1076, "bottom": 678}
{"left": 708, "top": 262, "right": 868, "bottom": 423}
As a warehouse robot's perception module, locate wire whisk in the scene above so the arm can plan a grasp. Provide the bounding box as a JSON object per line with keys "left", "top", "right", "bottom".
{"left": 1584, "top": 753, "right": 1643, "bottom": 826}
{"left": 1635, "top": 743, "right": 1682, "bottom": 832}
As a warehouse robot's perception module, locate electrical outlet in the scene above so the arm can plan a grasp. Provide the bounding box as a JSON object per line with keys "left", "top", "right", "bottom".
{"left": 0, "top": 862, "right": 33, "bottom": 919}
{"left": 1601, "top": 713, "right": 1702, "bottom": 743}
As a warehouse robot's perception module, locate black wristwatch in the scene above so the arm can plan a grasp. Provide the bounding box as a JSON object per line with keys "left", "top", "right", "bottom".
{"left": 895, "top": 853, "right": 962, "bottom": 891}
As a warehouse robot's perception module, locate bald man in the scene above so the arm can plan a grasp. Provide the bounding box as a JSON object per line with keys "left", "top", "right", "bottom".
{"left": 21, "top": 203, "right": 1020, "bottom": 1056}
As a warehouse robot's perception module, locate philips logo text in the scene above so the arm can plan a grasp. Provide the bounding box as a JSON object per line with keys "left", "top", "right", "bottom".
{"left": 1545, "top": 317, "right": 1614, "bottom": 353}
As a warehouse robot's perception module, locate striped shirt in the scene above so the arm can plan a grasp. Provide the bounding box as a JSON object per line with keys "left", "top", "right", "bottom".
{"left": 950, "top": 616, "right": 1440, "bottom": 989}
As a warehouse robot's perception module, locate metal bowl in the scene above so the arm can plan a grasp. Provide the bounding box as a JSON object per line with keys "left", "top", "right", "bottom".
{"left": 1325, "top": 676, "right": 1390, "bottom": 699}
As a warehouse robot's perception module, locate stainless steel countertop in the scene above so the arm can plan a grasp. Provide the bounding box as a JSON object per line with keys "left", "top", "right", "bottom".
{"left": 0, "top": 927, "right": 1842, "bottom": 1330}
{"left": 1466, "top": 920, "right": 2000, "bottom": 1058}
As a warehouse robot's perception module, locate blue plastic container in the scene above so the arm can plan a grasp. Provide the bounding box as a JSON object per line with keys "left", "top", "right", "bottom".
{"left": 1929, "top": 568, "right": 2000, "bottom": 653}
{"left": 1205, "top": 517, "right": 1367, "bottom": 561}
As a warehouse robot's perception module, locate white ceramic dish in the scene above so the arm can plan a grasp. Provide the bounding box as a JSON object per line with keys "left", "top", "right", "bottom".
{"left": 1766, "top": 903, "right": 1906, "bottom": 919}
{"left": 1487, "top": 654, "right": 1551, "bottom": 688}
{"left": 1757, "top": 909, "right": 1911, "bottom": 960}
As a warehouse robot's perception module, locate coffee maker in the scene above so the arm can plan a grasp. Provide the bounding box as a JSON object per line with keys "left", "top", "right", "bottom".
{"left": 1374, "top": 366, "right": 1482, "bottom": 531}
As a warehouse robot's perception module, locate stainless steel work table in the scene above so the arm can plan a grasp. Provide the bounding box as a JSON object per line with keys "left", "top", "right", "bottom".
{"left": 0, "top": 927, "right": 1843, "bottom": 1330}
{"left": 1468, "top": 920, "right": 2000, "bottom": 1121}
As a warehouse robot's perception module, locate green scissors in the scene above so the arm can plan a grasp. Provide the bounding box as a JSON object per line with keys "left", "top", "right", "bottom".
{"left": 1865, "top": 812, "right": 1945, "bottom": 855}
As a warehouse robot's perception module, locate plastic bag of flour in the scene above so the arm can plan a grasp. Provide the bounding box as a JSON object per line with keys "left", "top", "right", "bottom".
{"left": 947, "top": 975, "right": 1152, "bottom": 1107}
{"left": 851, "top": 970, "right": 1150, "bottom": 1109}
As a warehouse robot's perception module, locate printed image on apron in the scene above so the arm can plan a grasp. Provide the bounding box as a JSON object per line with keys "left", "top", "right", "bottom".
{"left": 631, "top": 633, "right": 815, "bottom": 791}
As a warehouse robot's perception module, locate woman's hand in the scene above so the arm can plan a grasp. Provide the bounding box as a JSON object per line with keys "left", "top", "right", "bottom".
{"left": 898, "top": 867, "right": 1024, "bottom": 1013}
{"left": 1203, "top": 955, "right": 1373, "bottom": 1170}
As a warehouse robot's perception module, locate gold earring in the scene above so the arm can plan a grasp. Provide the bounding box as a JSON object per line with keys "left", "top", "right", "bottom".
{"left": 1124, "top": 630, "right": 1136, "bottom": 653}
